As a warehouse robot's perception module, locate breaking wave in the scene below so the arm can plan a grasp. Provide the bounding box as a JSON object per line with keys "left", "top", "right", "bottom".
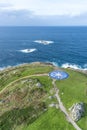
{"left": 19, "top": 48, "right": 37, "bottom": 53}
{"left": 0, "top": 66, "right": 12, "bottom": 71}
{"left": 62, "top": 63, "right": 87, "bottom": 71}
{"left": 61, "top": 63, "right": 82, "bottom": 70}
{"left": 50, "top": 62, "right": 87, "bottom": 71}
{"left": 34, "top": 40, "right": 54, "bottom": 45}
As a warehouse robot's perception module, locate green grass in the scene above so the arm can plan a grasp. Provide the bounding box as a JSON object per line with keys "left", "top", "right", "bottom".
{"left": 24, "top": 108, "right": 75, "bottom": 130}
{"left": 32, "top": 76, "right": 53, "bottom": 92}
{"left": 0, "top": 64, "right": 53, "bottom": 91}
{"left": 56, "top": 69, "right": 87, "bottom": 130}
{"left": 0, "top": 63, "right": 87, "bottom": 130}
{"left": 0, "top": 105, "right": 45, "bottom": 130}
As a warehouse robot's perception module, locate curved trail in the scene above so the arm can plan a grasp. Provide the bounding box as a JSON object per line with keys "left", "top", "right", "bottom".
{"left": 0, "top": 72, "right": 82, "bottom": 130}
{"left": 52, "top": 79, "right": 82, "bottom": 130}
{"left": 0, "top": 73, "right": 48, "bottom": 94}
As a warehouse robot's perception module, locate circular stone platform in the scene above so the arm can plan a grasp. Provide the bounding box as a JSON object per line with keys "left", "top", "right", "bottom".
{"left": 49, "top": 70, "right": 69, "bottom": 80}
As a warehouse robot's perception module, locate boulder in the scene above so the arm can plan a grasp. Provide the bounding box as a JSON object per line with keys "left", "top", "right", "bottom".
{"left": 36, "top": 82, "right": 42, "bottom": 87}
{"left": 49, "top": 103, "right": 56, "bottom": 107}
{"left": 69, "top": 102, "right": 84, "bottom": 121}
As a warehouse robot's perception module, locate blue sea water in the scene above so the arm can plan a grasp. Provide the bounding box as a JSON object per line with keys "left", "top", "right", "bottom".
{"left": 0, "top": 26, "right": 87, "bottom": 70}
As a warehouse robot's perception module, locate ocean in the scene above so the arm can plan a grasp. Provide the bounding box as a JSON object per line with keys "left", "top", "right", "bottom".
{"left": 0, "top": 26, "right": 87, "bottom": 70}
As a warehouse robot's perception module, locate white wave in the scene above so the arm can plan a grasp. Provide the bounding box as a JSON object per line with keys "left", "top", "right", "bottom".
{"left": 49, "top": 62, "right": 87, "bottom": 71}
{"left": 0, "top": 67, "right": 7, "bottom": 71}
{"left": 0, "top": 66, "right": 12, "bottom": 71}
{"left": 61, "top": 63, "right": 81, "bottom": 69}
{"left": 19, "top": 48, "right": 37, "bottom": 53}
{"left": 34, "top": 40, "right": 54, "bottom": 45}
{"left": 61, "top": 63, "right": 87, "bottom": 70}
{"left": 50, "top": 62, "right": 59, "bottom": 67}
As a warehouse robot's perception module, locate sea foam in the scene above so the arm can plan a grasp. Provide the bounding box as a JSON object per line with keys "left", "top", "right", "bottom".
{"left": 62, "top": 63, "right": 87, "bottom": 70}
{"left": 0, "top": 66, "right": 12, "bottom": 71}
{"left": 34, "top": 40, "right": 54, "bottom": 45}
{"left": 50, "top": 62, "right": 87, "bottom": 71}
{"left": 19, "top": 48, "right": 37, "bottom": 53}
{"left": 61, "top": 63, "right": 82, "bottom": 70}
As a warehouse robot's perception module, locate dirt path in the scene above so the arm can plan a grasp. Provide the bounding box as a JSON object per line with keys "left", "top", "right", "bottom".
{"left": 0, "top": 72, "right": 82, "bottom": 130}
{"left": 52, "top": 79, "right": 82, "bottom": 130}
{"left": 0, "top": 73, "right": 48, "bottom": 94}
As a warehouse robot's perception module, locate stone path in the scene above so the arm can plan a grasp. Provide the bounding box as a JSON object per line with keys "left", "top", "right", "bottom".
{"left": 0, "top": 72, "right": 82, "bottom": 130}
{"left": 52, "top": 79, "right": 82, "bottom": 130}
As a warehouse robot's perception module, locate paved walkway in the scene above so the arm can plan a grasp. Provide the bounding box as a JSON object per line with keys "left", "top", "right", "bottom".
{"left": 52, "top": 79, "right": 82, "bottom": 130}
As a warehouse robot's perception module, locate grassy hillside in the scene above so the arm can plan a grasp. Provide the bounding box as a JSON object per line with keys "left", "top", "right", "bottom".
{"left": 0, "top": 62, "right": 87, "bottom": 130}
{"left": 25, "top": 108, "right": 75, "bottom": 130}
{"left": 56, "top": 69, "right": 87, "bottom": 130}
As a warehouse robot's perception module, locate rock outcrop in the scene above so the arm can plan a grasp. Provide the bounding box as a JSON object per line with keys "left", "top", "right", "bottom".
{"left": 69, "top": 102, "right": 84, "bottom": 121}
{"left": 36, "top": 82, "right": 42, "bottom": 87}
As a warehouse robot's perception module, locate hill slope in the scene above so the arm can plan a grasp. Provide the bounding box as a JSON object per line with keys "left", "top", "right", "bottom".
{"left": 0, "top": 62, "right": 87, "bottom": 130}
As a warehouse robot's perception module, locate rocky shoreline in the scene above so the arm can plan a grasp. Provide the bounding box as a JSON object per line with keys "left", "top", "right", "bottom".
{"left": 0, "top": 62, "right": 87, "bottom": 75}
